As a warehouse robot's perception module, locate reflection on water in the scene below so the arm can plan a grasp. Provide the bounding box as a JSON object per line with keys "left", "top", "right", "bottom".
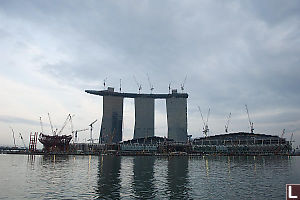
{"left": 41, "top": 154, "right": 69, "bottom": 164}
{"left": 167, "top": 157, "right": 189, "bottom": 199}
{"left": 132, "top": 157, "right": 155, "bottom": 199}
{"left": 0, "top": 155, "right": 299, "bottom": 199}
{"left": 97, "top": 156, "right": 121, "bottom": 199}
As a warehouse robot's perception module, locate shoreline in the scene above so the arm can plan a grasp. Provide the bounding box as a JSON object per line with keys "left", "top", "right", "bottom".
{"left": 1, "top": 150, "right": 299, "bottom": 157}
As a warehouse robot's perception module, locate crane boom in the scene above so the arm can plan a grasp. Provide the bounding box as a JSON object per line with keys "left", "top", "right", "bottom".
{"left": 197, "top": 106, "right": 210, "bottom": 137}
{"left": 58, "top": 114, "right": 71, "bottom": 135}
{"left": 245, "top": 105, "right": 251, "bottom": 125}
{"left": 206, "top": 108, "right": 210, "bottom": 125}
{"left": 197, "top": 106, "right": 206, "bottom": 127}
{"left": 89, "top": 119, "right": 98, "bottom": 126}
{"left": 180, "top": 75, "right": 187, "bottom": 92}
{"left": 76, "top": 128, "right": 89, "bottom": 132}
{"left": 48, "top": 113, "right": 54, "bottom": 135}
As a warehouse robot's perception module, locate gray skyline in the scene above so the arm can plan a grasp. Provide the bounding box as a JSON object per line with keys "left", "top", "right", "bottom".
{"left": 0, "top": 0, "right": 299, "bottom": 147}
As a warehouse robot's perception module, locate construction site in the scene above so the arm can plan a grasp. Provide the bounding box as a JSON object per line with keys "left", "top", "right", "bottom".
{"left": 1, "top": 81, "right": 295, "bottom": 156}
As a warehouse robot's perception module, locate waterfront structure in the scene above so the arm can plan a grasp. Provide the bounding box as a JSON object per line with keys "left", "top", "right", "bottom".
{"left": 192, "top": 132, "right": 292, "bottom": 155}
{"left": 134, "top": 97, "right": 154, "bottom": 139}
{"left": 166, "top": 93, "right": 187, "bottom": 142}
{"left": 100, "top": 93, "right": 124, "bottom": 143}
{"left": 116, "top": 132, "right": 292, "bottom": 155}
{"left": 38, "top": 133, "right": 72, "bottom": 152}
{"left": 85, "top": 87, "right": 188, "bottom": 143}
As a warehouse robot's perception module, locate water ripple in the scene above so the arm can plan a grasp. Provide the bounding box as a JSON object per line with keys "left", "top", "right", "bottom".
{"left": 0, "top": 155, "right": 299, "bottom": 199}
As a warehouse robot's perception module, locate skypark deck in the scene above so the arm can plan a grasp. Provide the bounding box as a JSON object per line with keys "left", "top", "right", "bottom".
{"left": 85, "top": 88, "right": 188, "bottom": 99}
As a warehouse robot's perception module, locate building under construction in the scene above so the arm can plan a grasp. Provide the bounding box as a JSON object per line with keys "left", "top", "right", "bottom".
{"left": 191, "top": 132, "right": 292, "bottom": 155}
{"left": 85, "top": 87, "right": 188, "bottom": 143}
{"left": 83, "top": 86, "right": 293, "bottom": 156}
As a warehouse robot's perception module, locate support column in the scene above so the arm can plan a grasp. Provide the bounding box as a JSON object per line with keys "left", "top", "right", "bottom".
{"left": 100, "top": 95, "right": 124, "bottom": 143}
{"left": 134, "top": 97, "right": 154, "bottom": 139}
{"left": 166, "top": 96, "right": 187, "bottom": 142}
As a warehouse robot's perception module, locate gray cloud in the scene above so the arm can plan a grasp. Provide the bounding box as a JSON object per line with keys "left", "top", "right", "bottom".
{"left": 0, "top": 115, "right": 40, "bottom": 126}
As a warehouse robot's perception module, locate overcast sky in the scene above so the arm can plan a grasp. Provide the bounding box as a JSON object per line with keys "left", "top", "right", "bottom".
{"left": 0, "top": 0, "right": 299, "bottom": 148}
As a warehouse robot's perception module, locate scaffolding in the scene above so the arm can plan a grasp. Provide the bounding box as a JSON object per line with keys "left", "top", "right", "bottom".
{"left": 29, "top": 132, "right": 38, "bottom": 152}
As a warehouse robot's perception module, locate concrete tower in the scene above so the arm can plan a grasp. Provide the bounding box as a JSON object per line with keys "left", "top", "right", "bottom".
{"left": 166, "top": 90, "right": 187, "bottom": 142}
{"left": 134, "top": 97, "right": 154, "bottom": 139}
{"left": 100, "top": 88, "right": 124, "bottom": 143}
{"left": 85, "top": 87, "right": 188, "bottom": 143}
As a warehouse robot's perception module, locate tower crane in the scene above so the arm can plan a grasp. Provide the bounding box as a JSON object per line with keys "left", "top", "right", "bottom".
{"left": 245, "top": 104, "right": 254, "bottom": 133}
{"left": 281, "top": 129, "right": 286, "bottom": 138}
{"left": 168, "top": 82, "right": 172, "bottom": 94}
{"left": 103, "top": 77, "right": 107, "bottom": 89}
{"left": 40, "top": 117, "right": 44, "bottom": 133}
{"left": 147, "top": 73, "right": 154, "bottom": 94}
{"left": 180, "top": 75, "right": 187, "bottom": 93}
{"left": 48, "top": 113, "right": 54, "bottom": 135}
{"left": 290, "top": 133, "right": 294, "bottom": 142}
{"left": 69, "top": 114, "right": 74, "bottom": 142}
{"left": 19, "top": 133, "right": 26, "bottom": 149}
{"left": 225, "top": 112, "right": 231, "bottom": 133}
{"left": 205, "top": 108, "right": 210, "bottom": 136}
{"left": 10, "top": 127, "right": 16, "bottom": 148}
{"left": 72, "top": 128, "right": 89, "bottom": 143}
{"left": 198, "top": 106, "right": 210, "bottom": 137}
{"left": 133, "top": 76, "right": 142, "bottom": 94}
{"left": 89, "top": 119, "right": 98, "bottom": 144}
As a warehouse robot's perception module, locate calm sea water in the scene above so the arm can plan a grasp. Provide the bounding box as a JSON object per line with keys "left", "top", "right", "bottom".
{"left": 0, "top": 154, "right": 299, "bottom": 199}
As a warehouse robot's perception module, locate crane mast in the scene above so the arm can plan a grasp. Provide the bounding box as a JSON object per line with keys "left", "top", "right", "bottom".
{"left": 40, "top": 117, "right": 44, "bottom": 133}
{"left": 89, "top": 119, "right": 98, "bottom": 144}
{"left": 10, "top": 127, "right": 16, "bottom": 148}
{"left": 245, "top": 104, "right": 254, "bottom": 133}
{"left": 225, "top": 112, "right": 231, "bottom": 133}
{"left": 133, "top": 76, "right": 142, "bottom": 94}
{"left": 69, "top": 115, "right": 74, "bottom": 142}
{"left": 103, "top": 77, "right": 107, "bottom": 89}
